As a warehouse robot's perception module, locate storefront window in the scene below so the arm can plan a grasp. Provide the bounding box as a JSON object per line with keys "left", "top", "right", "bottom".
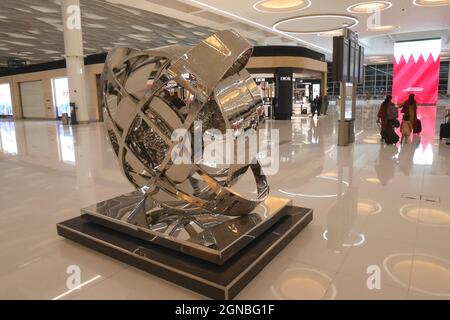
{"left": 0, "top": 83, "right": 13, "bottom": 116}
{"left": 52, "top": 77, "right": 70, "bottom": 117}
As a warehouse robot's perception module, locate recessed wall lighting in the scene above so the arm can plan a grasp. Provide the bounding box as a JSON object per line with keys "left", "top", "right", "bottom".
{"left": 318, "top": 30, "right": 344, "bottom": 37}
{"left": 413, "top": 0, "right": 450, "bottom": 7}
{"left": 253, "top": 0, "right": 311, "bottom": 13}
{"left": 347, "top": 1, "right": 393, "bottom": 13}
{"left": 273, "top": 14, "right": 359, "bottom": 34}
{"left": 367, "top": 25, "right": 399, "bottom": 32}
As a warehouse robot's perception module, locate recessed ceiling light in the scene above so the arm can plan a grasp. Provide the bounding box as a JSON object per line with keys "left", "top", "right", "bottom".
{"left": 29, "top": 6, "right": 59, "bottom": 13}
{"left": 82, "top": 12, "right": 108, "bottom": 20}
{"left": 131, "top": 25, "right": 153, "bottom": 32}
{"left": 85, "top": 23, "right": 107, "bottom": 29}
{"left": 253, "top": 0, "right": 311, "bottom": 13}
{"left": 186, "top": 0, "right": 332, "bottom": 53}
{"left": 2, "top": 40, "right": 34, "bottom": 47}
{"left": 347, "top": 1, "right": 393, "bottom": 13}
{"left": 413, "top": 0, "right": 450, "bottom": 7}
{"left": 151, "top": 23, "right": 169, "bottom": 28}
{"left": 35, "top": 17, "right": 61, "bottom": 25}
{"left": 367, "top": 25, "right": 399, "bottom": 32}
{"left": 3, "top": 33, "right": 37, "bottom": 40}
{"left": 14, "top": 8, "right": 33, "bottom": 14}
{"left": 122, "top": 8, "right": 142, "bottom": 16}
{"left": 273, "top": 14, "right": 359, "bottom": 34}
{"left": 178, "top": 22, "right": 196, "bottom": 28}
{"left": 38, "top": 49, "right": 60, "bottom": 54}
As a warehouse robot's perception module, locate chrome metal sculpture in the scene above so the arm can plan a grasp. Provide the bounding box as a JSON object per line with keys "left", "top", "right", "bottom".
{"left": 101, "top": 30, "right": 268, "bottom": 219}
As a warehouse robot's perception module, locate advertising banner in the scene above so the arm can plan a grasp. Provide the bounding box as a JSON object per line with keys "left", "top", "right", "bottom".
{"left": 393, "top": 39, "right": 441, "bottom": 105}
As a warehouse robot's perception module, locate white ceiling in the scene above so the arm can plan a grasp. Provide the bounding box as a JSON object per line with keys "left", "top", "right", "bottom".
{"left": 0, "top": 0, "right": 449, "bottom": 67}
{"left": 170, "top": 0, "right": 450, "bottom": 61}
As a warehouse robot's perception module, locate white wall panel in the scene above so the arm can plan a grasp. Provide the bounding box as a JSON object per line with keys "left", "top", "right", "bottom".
{"left": 20, "top": 81, "right": 46, "bottom": 118}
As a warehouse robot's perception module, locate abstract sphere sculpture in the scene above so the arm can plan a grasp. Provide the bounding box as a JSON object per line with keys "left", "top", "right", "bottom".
{"left": 101, "top": 30, "right": 268, "bottom": 216}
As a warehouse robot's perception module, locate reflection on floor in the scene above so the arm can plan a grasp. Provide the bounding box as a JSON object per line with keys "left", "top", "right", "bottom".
{"left": 0, "top": 103, "right": 449, "bottom": 300}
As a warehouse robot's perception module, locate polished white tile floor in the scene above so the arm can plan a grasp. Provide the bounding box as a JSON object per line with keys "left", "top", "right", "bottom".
{"left": 0, "top": 104, "right": 449, "bottom": 300}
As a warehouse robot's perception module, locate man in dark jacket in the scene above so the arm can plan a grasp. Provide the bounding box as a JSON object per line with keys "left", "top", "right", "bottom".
{"left": 311, "top": 95, "right": 321, "bottom": 117}
{"left": 323, "top": 95, "right": 329, "bottom": 115}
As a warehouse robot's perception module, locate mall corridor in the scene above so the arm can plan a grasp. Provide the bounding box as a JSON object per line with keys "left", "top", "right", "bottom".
{"left": 1, "top": 103, "right": 449, "bottom": 300}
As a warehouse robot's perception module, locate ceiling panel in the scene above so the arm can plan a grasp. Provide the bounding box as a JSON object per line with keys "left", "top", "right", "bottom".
{"left": 0, "top": 0, "right": 217, "bottom": 66}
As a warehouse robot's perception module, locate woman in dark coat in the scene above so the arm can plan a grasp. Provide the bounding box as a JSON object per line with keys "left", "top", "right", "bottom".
{"left": 377, "top": 95, "right": 392, "bottom": 130}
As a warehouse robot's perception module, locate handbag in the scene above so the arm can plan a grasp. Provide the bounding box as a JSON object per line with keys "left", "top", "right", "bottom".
{"left": 414, "top": 119, "right": 422, "bottom": 134}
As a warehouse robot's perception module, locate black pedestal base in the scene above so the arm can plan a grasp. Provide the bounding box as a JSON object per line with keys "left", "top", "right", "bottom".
{"left": 57, "top": 206, "right": 312, "bottom": 300}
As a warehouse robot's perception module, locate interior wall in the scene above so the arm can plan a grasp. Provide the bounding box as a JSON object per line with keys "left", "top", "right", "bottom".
{"left": 0, "top": 63, "right": 104, "bottom": 122}
{"left": 20, "top": 81, "right": 46, "bottom": 118}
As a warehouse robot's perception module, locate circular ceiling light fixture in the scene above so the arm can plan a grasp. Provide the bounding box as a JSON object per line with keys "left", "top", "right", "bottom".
{"left": 347, "top": 1, "right": 393, "bottom": 13}
{"left": 273, "top": 14, "right": 359, "bottom": 34}
{"left": 413, "top": 0, "right": 450, "bottom": 7}
{"left": 253, "top": 0, "right": 312, "bottom": 13}
{"left": 367, "top": 25, "right": 399, "bottom": 32}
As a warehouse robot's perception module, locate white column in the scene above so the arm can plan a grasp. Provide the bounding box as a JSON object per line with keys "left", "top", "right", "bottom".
{"left": 61, "top": 0, "right": 89, "bottom": 122}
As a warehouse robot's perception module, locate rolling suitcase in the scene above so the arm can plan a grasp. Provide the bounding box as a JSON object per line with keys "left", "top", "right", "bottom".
{"left": 414, "top": 119, "right": 422, "bottom": 134}
{"left": 440, "top": 123, "right": 450, "bottom": 140}
{"left": 300, "top": 104, "right": 308, "bottom": 114}
{"left": 381, "top": 128, "right": 399, "bottom": 145}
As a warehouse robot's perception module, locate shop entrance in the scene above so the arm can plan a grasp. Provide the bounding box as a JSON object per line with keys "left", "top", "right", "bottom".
{"left": 253, "top": 74, "right": 275, "bottom": 119}
{"left": 292, "top": 76, "right": 322, "bottom": 118}
{"left": 52, "top": 77, "right": 70, "bottom": 118}
{"left": 251, "top": 69, "right": 323, "bottom": 120}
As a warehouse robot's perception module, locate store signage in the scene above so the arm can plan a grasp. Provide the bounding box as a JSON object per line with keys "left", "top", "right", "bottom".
{"left": 280, "top": 76, "right": 291, "bottom": 81}
{"left": 392, "top": 39, "right": 441, "bottom": 105}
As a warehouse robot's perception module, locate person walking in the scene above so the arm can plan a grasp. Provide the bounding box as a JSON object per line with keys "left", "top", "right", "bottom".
{"left": 322, "top": 95, "right": 329, "bottom": 115}
{"left": 378, "top": 95, "right": 399, "bottom": 144}
{"left": 311, "top": 95, "right": 320, "bottom": 117}
{"left": 400, "top": 113, "right": 413, "bottom": 144}
{"left": 401, "top": 94, "right": 419, "bottom": 133}
{"left": 377, "top": 95, "right": 393, "bottom": 131}
{"left": 317, "top": 95, "right": 322, "bottom": 117}
{"left": 385, "top": 95, "right": 398, "bottom": 128}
